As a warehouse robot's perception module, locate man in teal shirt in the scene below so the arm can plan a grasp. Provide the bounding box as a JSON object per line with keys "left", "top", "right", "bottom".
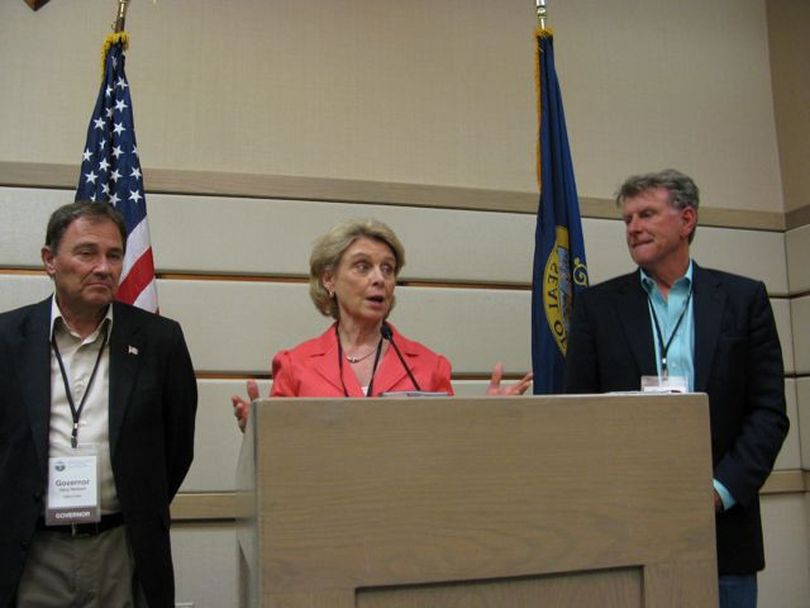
{"left": 565, "top": 169, "right": 789, "bottom": 608}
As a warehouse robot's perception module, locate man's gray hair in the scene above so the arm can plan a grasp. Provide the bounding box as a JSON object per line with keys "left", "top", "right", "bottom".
{"left": 616, "top": 169, "right": 700, "bottom": 242}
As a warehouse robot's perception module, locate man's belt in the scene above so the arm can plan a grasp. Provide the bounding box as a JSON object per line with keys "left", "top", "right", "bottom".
{"left": 36, "top": 512, "right": 125, "bottom": 537}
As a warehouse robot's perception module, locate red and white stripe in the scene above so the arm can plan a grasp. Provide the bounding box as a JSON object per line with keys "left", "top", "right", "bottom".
{"left": 116, "top": 217, "right": 158, "bottom": 313}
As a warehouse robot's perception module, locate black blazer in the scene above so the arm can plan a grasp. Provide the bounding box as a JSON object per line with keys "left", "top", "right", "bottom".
{"left": 564, "top": 264, "right": 788, "bottom": 575}
{"left": 0, "top": 298, "right": 197, "bottom": 607}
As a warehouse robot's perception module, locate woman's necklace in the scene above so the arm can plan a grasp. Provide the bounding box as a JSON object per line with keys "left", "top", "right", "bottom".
{"left": 344, "top": 346, "right": 378, "bottom": 364}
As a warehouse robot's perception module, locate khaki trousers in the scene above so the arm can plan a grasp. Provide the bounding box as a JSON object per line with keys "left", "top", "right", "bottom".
{"left": 15, "top": 525, "right": 147, "bottom": 608}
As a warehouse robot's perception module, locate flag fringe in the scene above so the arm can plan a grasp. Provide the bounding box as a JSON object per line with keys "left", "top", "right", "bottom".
{"left": 534, "top": 26, "right": 547, "bottom": 189}
{"left": 100, "top": 32, "right": 129, "bottom": 79}
{"left": 534, "top": 26, "right": 556, "bottom": 187}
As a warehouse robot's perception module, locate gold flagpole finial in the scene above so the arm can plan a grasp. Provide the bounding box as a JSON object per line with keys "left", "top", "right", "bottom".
{"left": 113, "top": 0, "right": 129, "bottom": 33}
{"left": 536, "top": 0, "right": 548, "bottom": 30}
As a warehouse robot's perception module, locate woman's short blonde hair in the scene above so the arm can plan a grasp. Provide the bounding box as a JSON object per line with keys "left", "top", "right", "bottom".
{"left": 309, "top": 218, "right": 406, "bottom": 319}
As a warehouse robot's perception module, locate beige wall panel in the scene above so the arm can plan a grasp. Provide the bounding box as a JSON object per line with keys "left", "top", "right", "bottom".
{"left": 759, "top": 494, "right": 810, "bottom": 608}
{"left": 0, "top": 188, "right": 68, "bottom": 267}
{"left": 786, "top": 225, "right": 810, "bottom": 294}
{"left": 0, "top": 0, "right": 535, "bottom": 192}
{"left": 0, "top": 1, "right": 783, "bottom": 213}
{"left": 797, "top": 379, "right": 810, "bottom": 470}
{"left": 791, "top": 296, "right": 810, "bottom": 374}
{"left": 181, "top": 380, "right": 244, "bottom": 493}
{"left": 0, "top": 187, "right": 788, "bottom": 294}
{"left": 690, "top": 226, "right": 787, "bottom": 295}
{"left": 772, "top": 298, "right": 794, "bottom": 375}
{"left": 553, "top": 0, "right": 782, "bottom": 212}
{"left": 0, "top": 275, "right": 788, "bottom": 374}
{"left": 0, "top": 275, "right": 791, "bottom": 375}
{"left": 171, "top": 523, "right": 237, "bottom": 608}
{"left": 0, "top": 275, "right": 52, "bottom": 313}
{"left": 157, "top": 280, "right": 531, "bottom": 375}
{"left": 774, "top": 380, "right": 800, "bottom": 471}
{"left": 583, "top": 217, "right": 787, "bottom": 295}
{"left": 766, "top": 0, "right": 810, "bottom": 213}
{"left": 147, "top": 192, "right": 537, "bottom": 283}
{"left": 580, "top": 217, "right": 635, "bottom": 285}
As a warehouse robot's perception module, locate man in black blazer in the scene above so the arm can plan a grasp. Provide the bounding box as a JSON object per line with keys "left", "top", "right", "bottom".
{"left": 564, "top": 169, "right": 788, "bottom": 608}
{"left": 0, "top": 202, "right": 197, "bottom": 607}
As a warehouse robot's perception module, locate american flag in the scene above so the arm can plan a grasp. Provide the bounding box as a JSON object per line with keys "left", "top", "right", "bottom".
{"left": 76, "top": 37, "right": 158, "bottom": 312}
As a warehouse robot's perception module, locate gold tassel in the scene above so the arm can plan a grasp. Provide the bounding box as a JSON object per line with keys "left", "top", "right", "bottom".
{"left": 100, "top": 32, "right": 129, "bottom": 79}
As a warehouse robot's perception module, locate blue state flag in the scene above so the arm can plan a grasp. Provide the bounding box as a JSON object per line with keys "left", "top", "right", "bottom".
{"left": 531, "top": 29, "right": 589, "bottom": 394}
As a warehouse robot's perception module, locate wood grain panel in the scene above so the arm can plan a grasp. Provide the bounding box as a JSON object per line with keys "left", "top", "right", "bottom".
{"left": 171, "top": 467, "right": 808, "bottom": 522}
{"left": 357, "top": 568, "right": 642, "bottom": 608}
{"left": 241, "top": 394, "right": 718, "bottom": 605}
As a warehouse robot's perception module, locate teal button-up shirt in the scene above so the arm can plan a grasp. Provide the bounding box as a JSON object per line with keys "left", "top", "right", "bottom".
{"left": 640, "top": 261, "right": 695, "bottom": 391}
{"left": 640, "top": 261, "right": 735, "bottom": 509}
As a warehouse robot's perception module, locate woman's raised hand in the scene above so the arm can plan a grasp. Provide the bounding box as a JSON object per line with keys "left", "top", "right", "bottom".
{"left": 230, "top": 379, "right": 260, "bottom": 433}
{"left": 486, "top": 362, "right": 533, "bottom": 396}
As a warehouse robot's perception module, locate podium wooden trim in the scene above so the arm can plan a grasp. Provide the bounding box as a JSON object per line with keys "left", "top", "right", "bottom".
{"left": 236, "top": 394, "right": 717, "bottom": 607}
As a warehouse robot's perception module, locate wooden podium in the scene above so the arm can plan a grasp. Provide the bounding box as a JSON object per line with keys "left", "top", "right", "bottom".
{"left": 236, "top": 394, "right": 717, "bottom": 607}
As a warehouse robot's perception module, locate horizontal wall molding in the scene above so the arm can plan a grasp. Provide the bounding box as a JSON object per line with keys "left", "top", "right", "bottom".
{"left": 0, "top": 161, "right": 786, "bottom": 231}
{"left": 760, "top": 469, "right": 807, "bottom": 494}
{"left": 0, "top": 267, "right": 532, "bottom": 291}
{"left": 171, "top": 470, "right": 807, "bottom": 522}
{"left": 171, "top": 492, "right": 237, "bottom": 521}
{"left": 786, "top": 204, "right": 810, "bottom": 230}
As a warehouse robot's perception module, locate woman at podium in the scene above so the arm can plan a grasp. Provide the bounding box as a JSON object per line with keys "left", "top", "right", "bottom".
{"left": 231, "top": 218, "right": 532, "bottom": 431}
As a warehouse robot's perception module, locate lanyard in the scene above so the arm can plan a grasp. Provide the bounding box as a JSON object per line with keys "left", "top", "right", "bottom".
{"left": 648, "top": 288, "right": 692, "bottom": 378}
{"left": 51, "top": 324, "right": 109, "bottom": 449}
{"left": 336, "top": 324, "right": 384, "bottom": 398}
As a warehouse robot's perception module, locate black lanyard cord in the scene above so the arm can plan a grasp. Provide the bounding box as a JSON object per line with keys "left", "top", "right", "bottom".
{"left": 336, "top": 324, "right": 384, "bottom": 398}
{"left": 648, "top": 288, "right": 692, "bottom": 377}
{"left": 51, "top": 324, "right": 109, "bottom": 449}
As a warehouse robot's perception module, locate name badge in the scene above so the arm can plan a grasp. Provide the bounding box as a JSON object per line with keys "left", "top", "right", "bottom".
{"left": 46, "top": 445, "right": 100, "bottom": 526}
{"left": 641, "top": 375, "right": 689, "bottom": 394}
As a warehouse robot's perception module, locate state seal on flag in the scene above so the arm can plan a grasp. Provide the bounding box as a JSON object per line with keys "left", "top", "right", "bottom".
{"left": 543, "top": 226, "right": 588, "bottom": 356}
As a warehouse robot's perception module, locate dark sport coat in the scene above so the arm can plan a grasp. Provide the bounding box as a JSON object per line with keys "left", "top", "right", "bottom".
{"left": 564, "top": 263, "right": 789, "bottom": 575}
{"left": 0, "top": 298, "right": 197, "bottom": 607}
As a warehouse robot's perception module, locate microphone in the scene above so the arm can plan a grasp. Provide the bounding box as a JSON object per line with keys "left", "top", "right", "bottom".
{"left": 381, "top": 322, "right": 422, "bottom": 391}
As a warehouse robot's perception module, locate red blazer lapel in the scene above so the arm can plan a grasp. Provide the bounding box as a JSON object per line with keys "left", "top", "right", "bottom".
{"left": 310, "top": 324, "right": 365, "bottom": 397}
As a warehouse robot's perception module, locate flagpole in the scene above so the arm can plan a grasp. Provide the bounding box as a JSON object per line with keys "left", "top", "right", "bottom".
{"left": 113, "top": 0, "right": 130, "bottom": 33}
{"left": 535, "top": 0, "right": 547, "bottom": 29}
